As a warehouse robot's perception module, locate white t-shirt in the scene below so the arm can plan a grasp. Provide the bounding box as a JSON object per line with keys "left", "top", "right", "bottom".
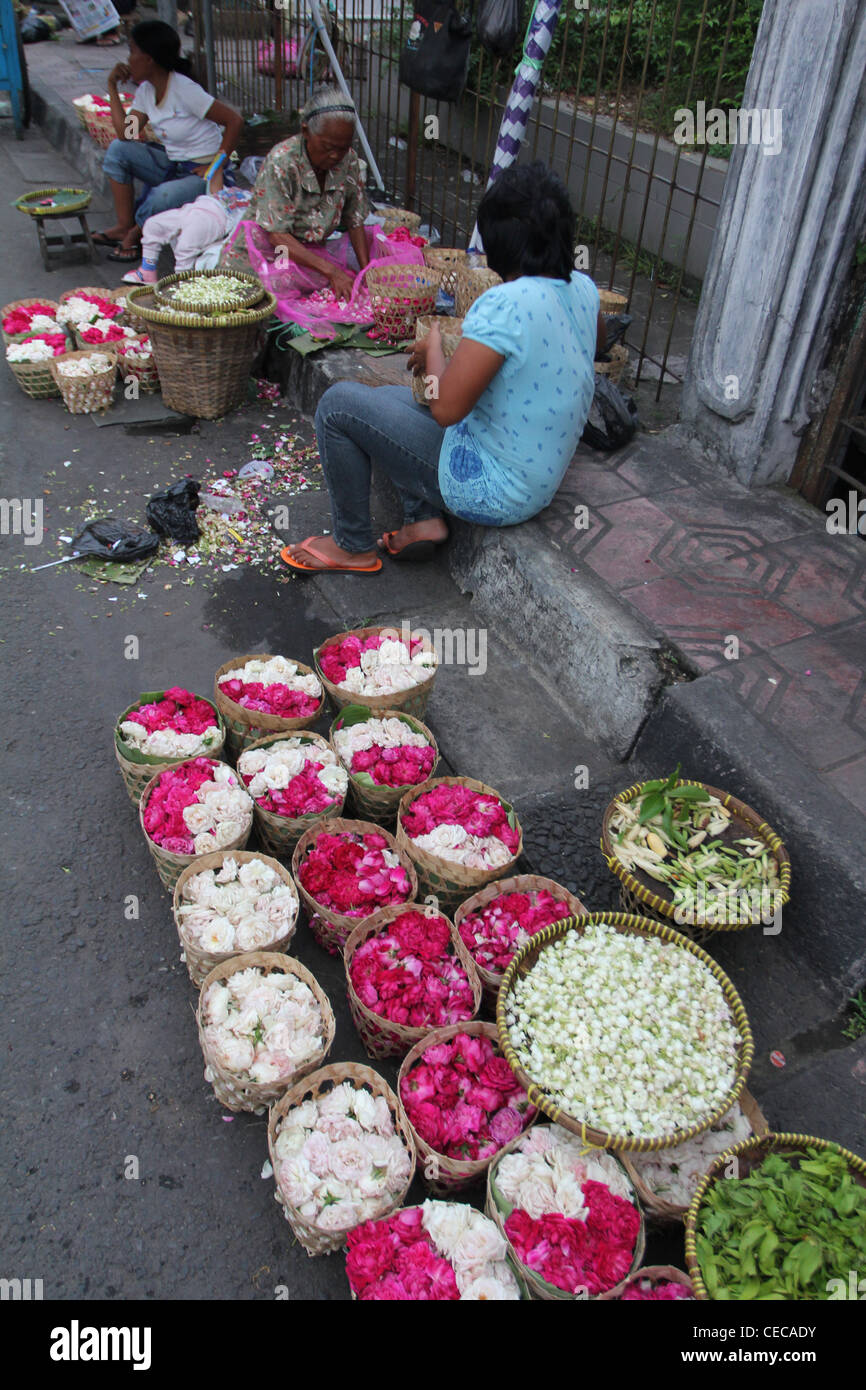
{"left": 134, "top": 72, "right": 222, "bottom": 162}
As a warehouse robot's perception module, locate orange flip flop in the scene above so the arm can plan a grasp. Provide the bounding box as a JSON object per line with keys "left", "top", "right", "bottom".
{"left": 280, "top": 538, "right": 382, "bottom": 574}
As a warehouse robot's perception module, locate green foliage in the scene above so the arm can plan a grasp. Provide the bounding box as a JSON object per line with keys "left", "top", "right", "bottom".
{"left": 842, "top": 989, "right": 866, "bottom": 1041}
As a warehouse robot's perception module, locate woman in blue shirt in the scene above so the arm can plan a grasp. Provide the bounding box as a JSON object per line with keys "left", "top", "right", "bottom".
{"left": 283, "top": 162, "right": 604, "bottom": 573}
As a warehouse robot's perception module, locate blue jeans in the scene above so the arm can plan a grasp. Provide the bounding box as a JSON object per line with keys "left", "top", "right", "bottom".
{"left": 103, "top": 140, "right": 206, "bottom": 226}
{"left": 314, "top": 381, "right": 447, "bottom": 552}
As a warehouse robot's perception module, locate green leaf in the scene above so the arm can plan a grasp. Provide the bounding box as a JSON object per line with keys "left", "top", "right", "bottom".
{"left": 638, "top": 791, "right": 665, "bottom": 823}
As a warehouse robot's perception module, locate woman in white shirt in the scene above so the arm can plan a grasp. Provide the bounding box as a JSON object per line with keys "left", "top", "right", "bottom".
{"left": 95, "top": 20, "right": 242, "bottom": 263}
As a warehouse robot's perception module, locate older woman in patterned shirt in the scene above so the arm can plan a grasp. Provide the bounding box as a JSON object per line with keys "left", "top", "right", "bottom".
{"left": 221, "top": 85, "right": 370, "bottom": 305}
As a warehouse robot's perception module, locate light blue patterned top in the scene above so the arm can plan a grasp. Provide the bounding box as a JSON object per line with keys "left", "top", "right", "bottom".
{"left": 438, "top": 271, "right": 599, "bottom": 525}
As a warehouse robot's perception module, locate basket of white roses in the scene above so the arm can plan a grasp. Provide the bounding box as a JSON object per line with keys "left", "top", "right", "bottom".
{"left": 139, "top": 757, "right": 254, "bottom": 891}
{"left": 396, "top": 776, "right": 523, "bottom": 914}
{"left": 330, "top": 705, "right": 439, "bottom": 822}
{"left": 497, "top": 911, "right": 754, "bottom": 1153}
{"left": 486, "top": 1124, "right": 646, "bottom": 1300}
{"left": 173, "top": 850, "right": 299, "bottom": 985}
{"left": 214, "top": 652, "right": 325, "bottom": 757}
{"left": 50, "top": 349, "right": 117, "bottom": 414}
{"left": 114, "top": 687, "right": 226, "bottom": 805}
{"left": 314, "top": 625, "right": 438, "bottom": 718}
{"left": 198, "top": 951, "right": 334, "bottom": 1113}
{"left": 237, "top": 732, "right": 348, "bottom": 858}
{"left": 5, "top": 333, "right": 68, "bottom": 398}
{"left": 268, "top": 1061, "right": 416, "bottom": 1256}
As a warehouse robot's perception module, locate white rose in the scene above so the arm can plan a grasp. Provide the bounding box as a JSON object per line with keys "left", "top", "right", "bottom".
{"left": 274, "top": 1126, "right": 307, "bottom": 1160}
{"left": 460, "top": 1275, "right": 520, "bottom": 1301}
{"left": 209, "top": 1033, "right": 255, "bottom": 1074}
{"left": 451, "top": 1222, "right": 507, "bottom": 1279}
{"left": 215, "top": 858, "right": 239, "bottom": 884}
{"left": 212, "top": 818, "right": 248, "bottom": 849}
{"left": 421, "top": 1200, "right": 472, "bottom": 1259}
{"left": 201, "top": 917, "right": 235, "bottom": 953}
{"left": 203, "top": 982, "right": 232, "bottom": 1025}
{"left": 350, "top": 1088, "right": 378, "bottom": 1130}
{"left": 235, "top": 915, "right": 275, "bottom": 951}
{"left": 183, "top": 802, "right": 216, "bottom": 835}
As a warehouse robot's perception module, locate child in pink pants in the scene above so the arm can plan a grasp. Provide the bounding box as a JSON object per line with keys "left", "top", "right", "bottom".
{"left": 122, "top": 187, "right": 252, "bottom": 282}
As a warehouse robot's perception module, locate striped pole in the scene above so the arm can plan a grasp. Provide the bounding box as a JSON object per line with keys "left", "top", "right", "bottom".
{"left": 468, "top": 0, "right": 563, "bottom": 251}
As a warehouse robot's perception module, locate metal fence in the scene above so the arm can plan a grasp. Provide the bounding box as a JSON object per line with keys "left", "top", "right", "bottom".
{"left": 191, "top": 0, "right": 762, "bottom": 393}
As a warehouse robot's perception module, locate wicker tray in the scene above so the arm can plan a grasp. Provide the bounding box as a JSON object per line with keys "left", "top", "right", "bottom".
{"left": 14, "top": 187, "right": 92, "bottom": 217}
{"left": 410, "top": 315, "right": 463, "bottom": 405}
{"left": 398, "top": 1020, "right": 534, "bottom": 1193}
{"left": 313, "top": 625, "right": 438, "bottom": 718}
{"left": 139, "top": 759, "right": 253, "bottom": 891}
{"left": 154, "top": 268, "right": 266, "bottom": 316}
{"left": 50, "top": 348, "right": 117, "bottom": 414}
{"left": 292, "top": 817, "right": 418, "bottom": 956}
{"left": 344, "top": 903, "right": 482, "bottom": 1060}
{"left": 601, "top": 777, "right": 792, "bottom": 931}
{"left": 329, "top": 704, "right": 440, "bottom": 823}
{"left": 453, "top": 873, "right": 588, "bottom": 1008}
{"left": 396, "top": 776, "right": 523, "bottom": 914}
{"left": 173, "top": 848, "right": 299, "bottom": 984}
{"left": 197, "top": 951, "right": 334, "bottom": 1112}
{"left": 214, "top": 651, "right": 325, "bottom": 757}
{"left": 238, "top": 730, "right": 346, "bottom": 858}
{"left": 453, "top": 264, "right": 502, "bottom": 317}
{"left": 496, "top": 910, "right": 754, "bottom": 1152}
{"left": 365, "top": 263, "right": 441, "bottom": 342}
{"left": 268, "top": 1061, "right": 416, "bottom": 1256}
{"left": 114, "top": 689, "right": 226, "bottom": 805}
{"left": 684, "top": 1132, "right": 866, "bottom": 1300}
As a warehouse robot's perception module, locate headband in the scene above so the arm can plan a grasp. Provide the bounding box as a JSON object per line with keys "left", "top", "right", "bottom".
{"left": 307, "top": 103, "right": 356, "bottom": 118}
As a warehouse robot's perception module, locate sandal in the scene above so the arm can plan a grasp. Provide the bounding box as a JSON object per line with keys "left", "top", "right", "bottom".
{"left": 91, "top": 231, "right": 122, "bottom": 247}
{"left": 280, "top": 538, "right": 382, "bottom": 574}
{"left": 107, "top": 246, "right": 143, "bottom": 263}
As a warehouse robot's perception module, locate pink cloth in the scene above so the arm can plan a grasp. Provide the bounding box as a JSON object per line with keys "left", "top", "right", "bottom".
{"left": 224, "top": 221, "right": 425, "bottom": 336}
{"left": 142, "top": 196, "right": 228, "bottom": 271}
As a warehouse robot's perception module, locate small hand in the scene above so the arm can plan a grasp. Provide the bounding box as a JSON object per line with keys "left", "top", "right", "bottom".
{"left": 108, "top": 62, "right": 131, "bottom": 86}
{"left": 328, "top": 267, "right": 356, "bottom": 302}
{"left": 406, "top": 320, "right": 440, "bottom": 375}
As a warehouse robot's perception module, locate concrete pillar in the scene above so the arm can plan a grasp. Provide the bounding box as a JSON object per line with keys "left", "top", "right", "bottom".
{"left": 679, "top": 0, "right": 866, "bottom": 488}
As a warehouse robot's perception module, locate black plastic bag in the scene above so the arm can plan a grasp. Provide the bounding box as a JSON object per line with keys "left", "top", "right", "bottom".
{"left": 146, "top": 479, "right": 201, "bottom": 544}
{"left": 20, "top": 11, "right": 52, "bottom": 41}
{"left": 580, "top": 375, "right": 639, "bottom": 452}
{"left": 400, "top": 1, "right": 474, "bottom": 103}
{"left": 476, "top": 0, "right": 522, "bottom": 56}
{"left": 600, "top": 311, "right": 631, "bottom": 351}
{"left": 71, "top": 518, "right": 160, "bottom": 562}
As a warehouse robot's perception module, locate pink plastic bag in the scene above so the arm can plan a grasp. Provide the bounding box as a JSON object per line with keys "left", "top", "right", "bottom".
{"left": 256, "top": 40, "right": 301, "bottom": 76}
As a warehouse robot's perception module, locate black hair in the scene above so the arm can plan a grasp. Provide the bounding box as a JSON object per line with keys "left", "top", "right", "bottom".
{"left": 475, "top": 161, "right": 576, "bottom": 282}
{"left": 131, "top": 20, "right": 194, "bottom": 78}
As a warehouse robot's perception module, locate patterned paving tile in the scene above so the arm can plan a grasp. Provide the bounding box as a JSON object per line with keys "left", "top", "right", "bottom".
{"left": 824, "top": 754, "right": 866, "bottom": 817}
{"left": 625, "top": 575, "right": 814, "bottom": 649}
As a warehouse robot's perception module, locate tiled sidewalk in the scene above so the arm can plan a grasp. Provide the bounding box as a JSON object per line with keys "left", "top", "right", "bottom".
{"left": 545, "top": 435, "right": 866, "bottom": 815}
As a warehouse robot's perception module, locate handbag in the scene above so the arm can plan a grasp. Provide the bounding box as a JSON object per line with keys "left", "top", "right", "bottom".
{"left": 399, "top": 0, "right": 474, "bottom": 103}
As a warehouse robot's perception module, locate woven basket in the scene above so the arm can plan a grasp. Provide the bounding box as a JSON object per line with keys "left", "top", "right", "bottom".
{"left": 595, "top": 342, "right": 629, "bottom": 387}
{"left": 684, "top": 1132, "right": 866, "bottom": 1300}
{"left": 268, "top": 1061, "right": 416, "bottom": 1256}
{"left": 396, "top": 776, "right": 523, "bottom": 915}
{"left": 114, "top": 689, "right": 226, "bottom": 805}
{"left": 154, "top": 268, "right": 265, "bottom": 317}
{"left": 597, "top": 287, "right": 629, "bottom": 314}
{"left": 214, "top": 652, "right": 325, "bottom": 757}
{"left": 112, "top": 290, "right": 149, "bottom": 336}
{"left": 496, "top": 911, "right": 754, "bottom": 1153}
{"left": 330, "top": 705, "right": 440, "bottom": 823}
{"left": 598, "top": 1265, "right": 695, "bottom": 1300}
{"left": 365, "top": 263, "right": 441, "bottom": 343}
{"left": 239, "top": 730, "right": 346, "bottom": 858}
{"left": 620, "top": 1087, "right": 769, "bottom": 1224}
{"left": 2, "top": 297, "right": 61, "bottom": 346}
{"left": 398, "top": 1021, "right": 534, "bottom": 1193}
{"left": 601, "top": 778, "right": 792, "bottom": 931}
{"left": 14, "top": 187, "right": 91, "bottom": 217}
{"left": 173, "top": 849, "right": 299, "bottom": 985}
{"left": 292, "top": 817, "right": 419, "bottom": 956}
{"left": 314, "top": 626, "right": 438, "bottom": 719}
{"left": 139, "top": 759, "right": 253, "bottom": 891}
{"left": 410, "top": 315, "right": 463, "bottom": 405}
{"left": 346, "top": 1203, "right": 531, "bottom": 1299}
{"left": 453, "top": 264, "right": 502, "bottom": 317}
{"left": 454, "top": 874, "right": 588, "bottom": 1009}
{"left": 58, "top": 286, "right": 122, "bottom": 317}
{"left": 197, "top": 951, "right": 334, "bottom": 1112}
{"left": 344, "top": 904, "right": 482, "bottom": 1060}
{"left": 422, "top": 247, "right": 468, "bottom": 295}
{"left": 116, "top": 336, "right": 160, "bottom": 393}
{"left": 486, "top": 1131, "right": 646, "bottom": 1300}
{"left": 375, "top": 206, "right": 422, "bottom": 236}
{"left": 72, "top": 96, "right": 92, "bottom": 127}
{"left": 80, "top": 106, "right": 157, "bottom": 148}
{"left": 50, "top": 349, "right": 117, "bottom": 413}
{"left": 8, "top": 353, "right": 64, "bottom": 399}
{"left": 125, "top": 285, "right": 277, "bottom": 420}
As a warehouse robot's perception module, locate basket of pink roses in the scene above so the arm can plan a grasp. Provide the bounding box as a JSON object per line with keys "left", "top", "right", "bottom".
{"left": 197, "top": 951, "right": 334, "bottom": 1112}
{"left": 454, "top": 874, "right": 587, "bottom": 1008}
{"left": 114, "top": 687, "right": 226, "bottom": 805}
{"left": 597, "top": 1265, "right": 694, "bottom": 1300}
{"left": 330, "top": 705, "right": 439, "bottom": 822}
{"left": 173, "top": 850, "right": 299, "bottom": 985}
{"left": 291, "top": 819, "right": 418, "bottom": 956}
{"left": 397, "top": 776, "right": 523, "bottom": 913}
{"left": 486, "top": 1124, "right": 646, "bottom": 1300}
{"left": 346, "top": 1200, "right": 529, "bottom": 1300}
{"left": 344, "top": 903, "right": 482, "bottom": 1060}
{"left": 139, "top": 756, "right": 253, "bottom": 890}
{"left": 214, "top": 652, "right": 325, "bottom": 758}
{"left": 314, "top": 625, "right": 438, "bottom": 718}
{"left": 398, "top": 1022, "right": 535, "bottom": 1194}
{"left": 236, "top": 731, "right": 347, "bottom": 858}
{"left": 268, "top": 1061, "right": 416, "bottom": 1256}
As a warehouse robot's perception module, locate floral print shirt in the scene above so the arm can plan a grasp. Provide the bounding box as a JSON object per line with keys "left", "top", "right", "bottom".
{"left": 221, "top": 134, "right": 368, "bottom": 271}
